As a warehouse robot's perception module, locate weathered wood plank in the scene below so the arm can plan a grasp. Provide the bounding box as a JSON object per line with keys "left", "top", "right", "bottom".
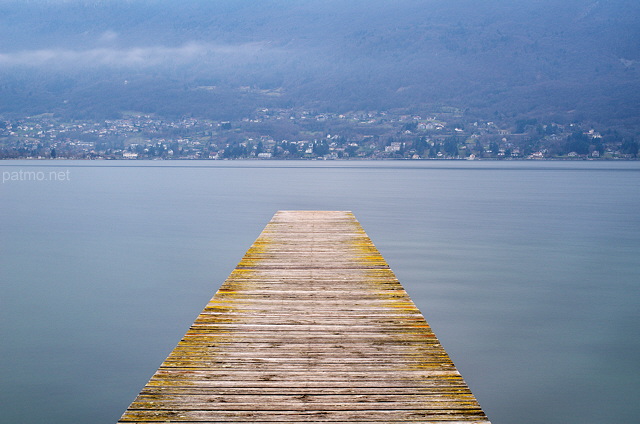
{"left": 120, "top": 409, "right": 489, "bottom": 422}
{"left": 118, "top": 211, "right": 490, "bottom": 423}
{"left": 123, "top": 418, "right": 490, "bottom": 424}
{"left": 133, "top": 394, "right": 481, "bottom": 403}
{"left": 123, "top": 419, "right": 490, "bottom": 424}
{"left": 127, "top": 401, "right": 484, "bottom": 411}
{"left": 138, "top": 388, "right": 479, "bottom": 398}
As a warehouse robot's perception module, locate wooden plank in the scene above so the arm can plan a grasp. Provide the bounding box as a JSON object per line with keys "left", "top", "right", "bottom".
{"left": 118, "top": 211, "right": 490, "bottom": 423}
{"left": 120, "top": 409, "right": 489, "bottom": 422}
{"left": 132, "top": 394, "right": 481, "bottom": 403}
{"left": 137, "top": 387, "right": 478, "bottom": 396}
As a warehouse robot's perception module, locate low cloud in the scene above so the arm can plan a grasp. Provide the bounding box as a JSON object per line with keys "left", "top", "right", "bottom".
{"left": 98, "top": 30, "right": 119, "bottom": 43}
{"left": 0, "top": 41, "right": 281, "bottom": 69}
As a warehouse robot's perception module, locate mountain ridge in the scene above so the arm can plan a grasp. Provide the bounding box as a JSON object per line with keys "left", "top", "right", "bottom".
{"left": 0, "top": 0, "right": 638, "bottom": 132}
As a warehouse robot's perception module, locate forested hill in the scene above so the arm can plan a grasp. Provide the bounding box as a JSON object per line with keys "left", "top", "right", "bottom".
{"left": 0, "top": 0, "right": 639, "bottom": 131}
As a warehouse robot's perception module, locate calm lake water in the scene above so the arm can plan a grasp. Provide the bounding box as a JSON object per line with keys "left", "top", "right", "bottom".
{"left": 1, "top": 160, "right": 639, "bottom": 423}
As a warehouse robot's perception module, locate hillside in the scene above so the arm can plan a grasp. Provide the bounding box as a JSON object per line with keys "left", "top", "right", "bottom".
{"left": 0, "top": 0, "right": 639, "bottom": 132}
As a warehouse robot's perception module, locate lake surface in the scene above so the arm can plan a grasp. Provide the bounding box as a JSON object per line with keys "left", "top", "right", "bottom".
{"left": 1, "top": 160, "right": 639, "bottom": 423}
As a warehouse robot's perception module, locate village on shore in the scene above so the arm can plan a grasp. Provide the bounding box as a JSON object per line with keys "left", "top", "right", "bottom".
{"left": 1, "top": 107, "right": 638, "bottom": 160}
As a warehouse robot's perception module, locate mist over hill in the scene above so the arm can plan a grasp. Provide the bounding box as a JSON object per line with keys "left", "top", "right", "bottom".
{"left": 1, "top": 0, "right": 639, "bottom": 131}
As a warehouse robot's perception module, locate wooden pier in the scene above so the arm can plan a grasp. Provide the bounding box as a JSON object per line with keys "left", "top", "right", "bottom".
{"left": 118, "top": 210, "right": 490, "bottom": 423}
